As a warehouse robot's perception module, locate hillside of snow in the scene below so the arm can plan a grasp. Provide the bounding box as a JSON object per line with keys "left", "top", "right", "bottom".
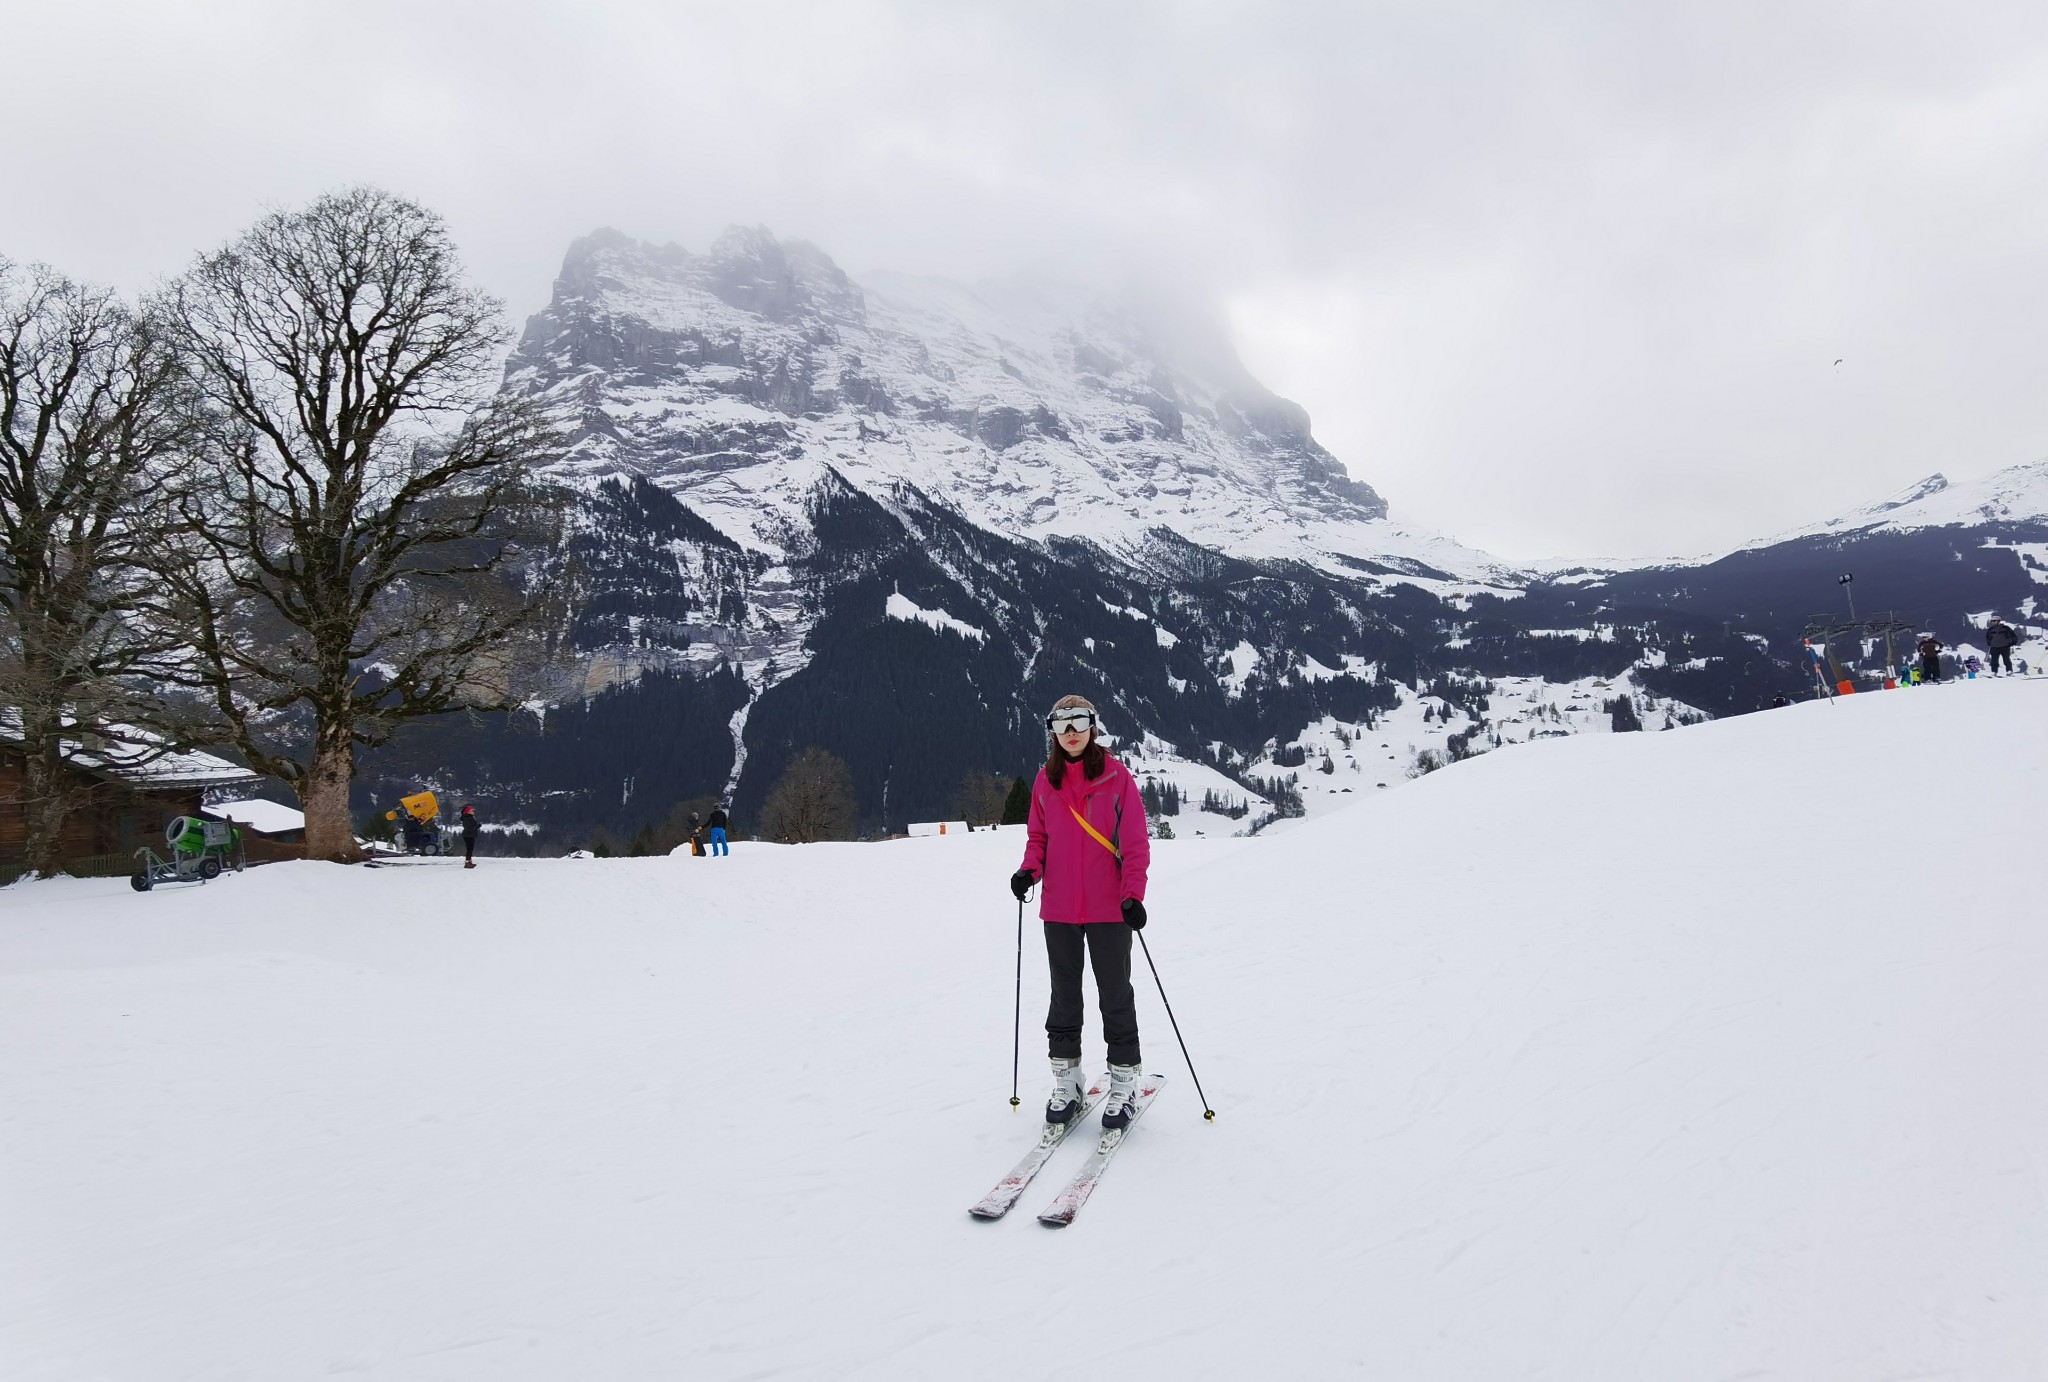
{"left": 1123, "top": 667, "right": 1709, "bottom": 839}
{"left": 1533, "top": 460, "right": 2048, "bottom": 581}
{"left": 7, "top": 678, "right": 2047, "bottom": 1378}
{"left": 1759, "top": 458, "right": 2048, "bottom": 544}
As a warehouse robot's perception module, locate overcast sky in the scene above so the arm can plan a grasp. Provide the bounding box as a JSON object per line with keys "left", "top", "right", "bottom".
{"left": 7, "top": 0, "right": 2048, "bottom": 560}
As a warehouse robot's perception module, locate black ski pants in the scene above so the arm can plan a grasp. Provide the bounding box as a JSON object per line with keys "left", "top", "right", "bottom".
{"left": 1991, "top": 647, "right": 2014, "bottom": 673}
{"left": 1045, "top": 921, "right": 1140, "bottom": 1067}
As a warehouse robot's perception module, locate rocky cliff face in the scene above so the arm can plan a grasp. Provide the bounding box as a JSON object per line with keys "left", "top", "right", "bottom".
{"left": 500, "top": 226, "right": 1476, "bottom": 565}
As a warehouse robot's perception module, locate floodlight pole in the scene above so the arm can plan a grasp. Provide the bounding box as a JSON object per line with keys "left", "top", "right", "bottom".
{"left": 1838, "top": 572, "right": 1857, "bottom": 621}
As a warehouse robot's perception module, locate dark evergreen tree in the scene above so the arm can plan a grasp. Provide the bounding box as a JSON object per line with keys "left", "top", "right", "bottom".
{"left": 1608, "top": 696, "right": 1643, "bottom": 733}
{"left": 1001, "top": 775, "right": 1031, "bottom": 825}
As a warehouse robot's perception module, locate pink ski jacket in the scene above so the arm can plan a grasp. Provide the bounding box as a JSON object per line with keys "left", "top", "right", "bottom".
{"left": 1018, "top": 754, "right": 1151, "bottom": 924}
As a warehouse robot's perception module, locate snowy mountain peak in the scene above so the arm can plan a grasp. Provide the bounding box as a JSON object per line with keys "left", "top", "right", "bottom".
{"left": 700, "top": 225, "right": 866, "bottom": 328}
{"left": 1866, "top": 472, "right": 1950, "bottom": 512}
{"left": 1767, "top": 460, "right": 2048, "bottom": 544}
{"left": 498, "top": 226, "right": 1511, "bottom": 581}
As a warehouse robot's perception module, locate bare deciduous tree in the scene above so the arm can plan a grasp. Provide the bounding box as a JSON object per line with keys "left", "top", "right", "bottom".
{"left": 0, "top": 259, "right": 198, "bottom": 876}
{"left": 158, "top": 188, "right": 564, "bottom": 861}
{"left": 758, "top": 747, "right": 858, "bottom": 844}
{"left": 950, "top": 769, "right": 1006, "bottom": 827}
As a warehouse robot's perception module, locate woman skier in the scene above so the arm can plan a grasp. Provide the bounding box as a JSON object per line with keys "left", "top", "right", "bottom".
{"left": 1009, "top": 694, "right": 1151, "bottom": 1130}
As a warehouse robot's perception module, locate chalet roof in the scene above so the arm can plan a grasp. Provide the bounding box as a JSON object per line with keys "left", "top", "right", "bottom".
{"left": 203, "top": 798, "right": 305, "bottom": 835}
{"left": 0, "top": 714, "right": 258, "bottom": 791}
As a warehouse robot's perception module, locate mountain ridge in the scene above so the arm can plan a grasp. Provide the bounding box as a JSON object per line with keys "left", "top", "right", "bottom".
{"left": 503, "top": 225, "right": 1525, "bottom": 584}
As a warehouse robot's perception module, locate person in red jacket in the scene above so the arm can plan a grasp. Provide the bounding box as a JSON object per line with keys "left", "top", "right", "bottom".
{"left": 1009, "top": 694, "right": 1151, "bottom": 1129}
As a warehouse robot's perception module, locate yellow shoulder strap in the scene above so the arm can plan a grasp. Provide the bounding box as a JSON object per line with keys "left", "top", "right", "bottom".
{"left": 1066, "top": 802, "right": 1121, "bottom": 860}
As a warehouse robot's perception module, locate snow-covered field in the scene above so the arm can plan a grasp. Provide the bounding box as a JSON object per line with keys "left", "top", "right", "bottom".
{"left": 5, "top": 678, "right": 2046, "bottom": 1379}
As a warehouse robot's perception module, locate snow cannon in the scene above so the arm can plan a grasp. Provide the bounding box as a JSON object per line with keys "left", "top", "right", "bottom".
{"left": 132, "top": 816, "right": 243, "bottom": 892}
{"left": 166, "top": 816, "right": 236, "bottom": 856}
{"left": 384, "top": 790, "right": 450, "bottom": 856}
{"left": 386, "top": 791, "right": 440, "bottom": 826}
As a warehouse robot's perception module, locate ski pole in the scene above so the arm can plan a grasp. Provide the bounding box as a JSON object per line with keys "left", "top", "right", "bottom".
{"left": 1010, "top": 895, "right": 1023, "bottom": 1110}
{"left": 1134, "top": 930, "right": 1215, "bottom": 1122}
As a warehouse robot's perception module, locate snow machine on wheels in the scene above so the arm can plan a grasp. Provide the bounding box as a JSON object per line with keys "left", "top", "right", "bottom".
{"left": 130, "top": 816, "right": 245, "bottom": 892}
{"left": 384, "top": 790, "right": 453, "bottom": 856}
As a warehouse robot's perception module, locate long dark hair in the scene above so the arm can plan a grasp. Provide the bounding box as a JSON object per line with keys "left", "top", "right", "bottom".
{"left": 1045, "top": 729, "right": 1107, "bottom": 788}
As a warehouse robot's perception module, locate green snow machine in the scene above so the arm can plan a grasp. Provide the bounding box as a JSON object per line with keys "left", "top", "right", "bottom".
{"left": 131, "top": 816, "right": 243, "bottom": 892}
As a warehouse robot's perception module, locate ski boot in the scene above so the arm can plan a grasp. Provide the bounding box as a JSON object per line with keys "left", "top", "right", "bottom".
{"left": 1101, "top": 1063, "right": 1143, "bottom": 1129}
{"left": 1046, "top": 1056, "right": 1087, "bottom": 1124}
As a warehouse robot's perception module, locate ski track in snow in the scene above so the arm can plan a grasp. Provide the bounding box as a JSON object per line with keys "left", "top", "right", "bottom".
{"left": 4, "top": 679, "right": 2048, "bottom": 1377}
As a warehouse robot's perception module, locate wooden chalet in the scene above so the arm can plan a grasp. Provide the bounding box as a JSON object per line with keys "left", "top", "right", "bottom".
{"left": 0, "top": 733, "right": 264, "bottom": 880}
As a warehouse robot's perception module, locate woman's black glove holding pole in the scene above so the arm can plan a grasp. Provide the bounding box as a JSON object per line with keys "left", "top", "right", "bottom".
{"left": 1010, "top": 869, "right": 1036, "bottom": 901}
{"left": 1122, "top": 898, "right": 1146, "bottom": 930}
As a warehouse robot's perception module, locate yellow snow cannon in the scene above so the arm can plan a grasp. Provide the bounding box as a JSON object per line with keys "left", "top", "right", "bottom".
{"left": 384, "top": 791, "right": 450, "bottom": 856}
{"left": 387, "top": 791, "right": 440, "bottom": 826}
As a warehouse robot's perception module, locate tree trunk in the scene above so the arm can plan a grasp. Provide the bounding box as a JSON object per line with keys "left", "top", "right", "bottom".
{"left": 19, "top": 735, "right": 80, "bottom": 880}
{"left": 300, "top": 732, "right": 364, "bottom": 863}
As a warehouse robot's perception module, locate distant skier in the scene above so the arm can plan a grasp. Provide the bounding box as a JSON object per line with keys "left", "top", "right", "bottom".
{"left": 1769, "top": 692, "right": 1790, "bottom": 709}
{"left": 1965, "top": 654, "right": 1983, "bottom": 679}
{"left": 1009, "top": 694, "right": 1151, "bottom": 1131}
{"left": 706, "top": 804, "right": 730, "bottom": 857}
{"left": 1986, "top": 617, "right": 2019, "bottom": 675}
{"left": 460, "top": 804, "right": 480, "bottom": 869}
{"left": 688, "top": 810, "right": 705, "bottom": 857}
{"left": 1917, "top": 633, "right": 1943, "bottom": 684}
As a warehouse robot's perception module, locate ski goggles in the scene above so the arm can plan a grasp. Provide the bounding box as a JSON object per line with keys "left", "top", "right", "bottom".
{"left": 1046, "top": 709, "right": 1097, "bottom": 735}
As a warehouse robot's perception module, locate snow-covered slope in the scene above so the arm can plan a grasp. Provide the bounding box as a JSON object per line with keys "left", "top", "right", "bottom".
{"left": 1537, "top": 461, "right": 2048, "bottom": 581}
{"left": 1757, "top": 459, "right": 2048, "bottom": 544}
{"left": 8, "top": 677, "right": 2047, "bottom": 1377}
{"left": 1125, "top": 667, "right": 1708, "bottom": 839}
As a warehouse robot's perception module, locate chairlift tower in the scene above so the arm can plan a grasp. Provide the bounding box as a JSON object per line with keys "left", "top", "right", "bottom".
{"left": 1804, "top": 610, "right": 1916, "bottom": 685}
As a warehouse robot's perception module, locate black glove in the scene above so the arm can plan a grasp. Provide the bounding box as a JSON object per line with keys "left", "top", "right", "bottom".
{"left": 1010, "top": 870, "right": 1036, "bottom": 901}
{"left": 1122, "top": 897, "right": 1147, "bottom": 930}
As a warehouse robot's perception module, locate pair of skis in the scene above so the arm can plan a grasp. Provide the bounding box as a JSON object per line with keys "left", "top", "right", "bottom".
{"left": 969, "top": 1073, "right": 1167, "bottom": 1227}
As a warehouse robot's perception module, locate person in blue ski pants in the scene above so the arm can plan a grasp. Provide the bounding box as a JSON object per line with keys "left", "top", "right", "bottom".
{"left": 706, "top": 804, "right": 730, "bottom": 856}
